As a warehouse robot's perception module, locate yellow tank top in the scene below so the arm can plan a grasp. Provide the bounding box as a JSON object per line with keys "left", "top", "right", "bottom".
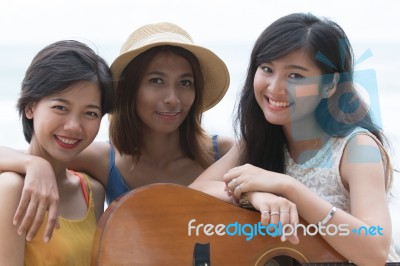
{"left": 24, "top": 173, "right": 97, "bottom": 266}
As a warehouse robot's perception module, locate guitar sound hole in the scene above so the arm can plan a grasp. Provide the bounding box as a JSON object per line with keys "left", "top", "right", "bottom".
{"left": 263, "top": 256, "right": 301, "bottom": 266}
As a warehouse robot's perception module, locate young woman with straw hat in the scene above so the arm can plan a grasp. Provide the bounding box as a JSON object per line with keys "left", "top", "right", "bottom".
{"left": 0, "top": 22, "right": 233, "bottom": 242}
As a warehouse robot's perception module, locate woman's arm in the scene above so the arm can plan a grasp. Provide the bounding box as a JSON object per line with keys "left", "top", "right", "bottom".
{"left": 189, "top": 143, "right": 240, "bottom": 202}
{"left": 0, "top": 172, "right": 26, "bottom": 266}
{"left": 66, "top": 141, "right": 110, "bottom": 187}
{"left": 191, "top": 143, "right": 300, "bottom": 243}
{"left": 0, "top": 146, "right": 58, "bottom": 243}
{"left": 0, "top": 141, "right": 110, "bottom": 242}
{"left": 216, "top": 136, "right": 235, "bottom": 157}
{"left": 223, "top": 135, "right": 391, "bottom": 266}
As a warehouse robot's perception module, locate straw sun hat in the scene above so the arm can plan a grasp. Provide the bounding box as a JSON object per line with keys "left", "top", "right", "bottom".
{"left": 111, "top": 22, "right": 230, "bottom": 111}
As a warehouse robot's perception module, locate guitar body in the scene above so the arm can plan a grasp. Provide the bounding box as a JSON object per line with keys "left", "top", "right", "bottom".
{"left": 91, "top": 183, "right": 352, "bottom": 265}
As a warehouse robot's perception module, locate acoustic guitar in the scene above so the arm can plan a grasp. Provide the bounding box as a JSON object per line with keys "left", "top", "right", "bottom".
{"left": 91, "top": 183, "right": 398, "bottom": 266}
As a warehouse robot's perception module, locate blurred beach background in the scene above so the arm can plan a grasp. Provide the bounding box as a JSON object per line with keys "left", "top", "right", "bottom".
{"left": 0, "top": 0, "right": 399, "bottom": 253}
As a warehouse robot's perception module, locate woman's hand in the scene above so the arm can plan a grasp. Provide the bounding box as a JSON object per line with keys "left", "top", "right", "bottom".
{"left": 247, "top": 191, "right": 299, "bottom": 244}
{"left": 14, "top": 157, "right": 59, "bottom": 242}
{"left": 223, "top": 164, "right": 299, "bottom": 243}
{"left": 223, "top": 164, "right": 291, "bottom": 200}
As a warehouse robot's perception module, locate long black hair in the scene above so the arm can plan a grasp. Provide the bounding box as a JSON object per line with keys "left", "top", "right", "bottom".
{"left": 236, "top": 13, "right": 388, "bottom": 175}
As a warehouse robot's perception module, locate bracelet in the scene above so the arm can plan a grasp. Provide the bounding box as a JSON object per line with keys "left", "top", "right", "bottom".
{"left": 320, "top": 206, "right": 337, "bottom": 226}
{"left": 238, "top": 192, "right": 255, "bottom": 210}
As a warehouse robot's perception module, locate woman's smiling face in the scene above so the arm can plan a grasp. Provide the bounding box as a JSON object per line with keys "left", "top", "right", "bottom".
{"left": 253, "top": 49, "right": 325, "bottom": 128}
{"left": 136, "top": 51, "right": 195, "bottom": 135}
{"left": 26, "top": 81, "right": 102, "bottom": 162}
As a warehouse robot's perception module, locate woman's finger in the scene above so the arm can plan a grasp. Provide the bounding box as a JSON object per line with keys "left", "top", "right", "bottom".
{"left": 233, "top": 183, "right": 244, "bottom": 199}
{"left": 222, "top": 166, "right": 240, "bottom": 182}
{"left": 260, "top": 209, "right": 270, "bottom": 225}
{"left": 279, "top": 208, "right": 290, "bottom": 226}
{"left": 42, "top": 202, "right": 60, "bottom": 242}
{"left": 282, "top": 204, "right": 299, "bottom": 243}
{"left": 269, "top": 209, "right": 280, "bottom": 225}
{"left": 17, "top": 199, "right": 39, "bottom": 239}
{"left": 13, "top": 189, "right": 32, "bottom": 226}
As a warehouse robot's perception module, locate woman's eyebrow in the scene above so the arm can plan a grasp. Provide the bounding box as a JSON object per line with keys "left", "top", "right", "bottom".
{"left": 285, "top": 64, "right": 309, "bottom": 71}
{"left": 50, "top": 98, "right": 101, "bottom": 110}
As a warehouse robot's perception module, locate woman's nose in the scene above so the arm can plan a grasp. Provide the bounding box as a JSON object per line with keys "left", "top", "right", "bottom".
{"left": 268, "top": 76, "right": 286, "bottom": 95}
{"left": 63, "top": 115, "right": 82, "bottom": 132}
{"left": 163, "top": 87, "right": 180, "bottom": 105}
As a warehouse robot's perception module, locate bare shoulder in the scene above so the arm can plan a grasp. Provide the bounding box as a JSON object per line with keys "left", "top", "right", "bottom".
{"left": 0, "top": 172, "right": 25, "bottom": 265}
{"left": 347, "top": 133, "right": 381, "bottom": 146}
{"left": 0, "top": 171, "right": 24, "bottom": 191}
{"left": 0, "top": 172, "right": 24, "bottom": 222}
{"left": 78, "top": 141, "right": 111, "bottom": 164}
{"left": 343, "top": 133, "right": 384, "bottom": 164}
{"left": 340, "top": 133, "right": 387, "bottom": 189}
{"left": 216, "top": 135, "right": 235, "bottom": 157}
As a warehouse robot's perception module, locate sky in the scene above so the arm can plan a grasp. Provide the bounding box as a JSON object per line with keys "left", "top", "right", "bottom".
{"left": 1, "top": 0, "right": 400, "bottom": 46}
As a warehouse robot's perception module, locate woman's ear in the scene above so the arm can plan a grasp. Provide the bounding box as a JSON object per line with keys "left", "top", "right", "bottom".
{"left": 323, "top": 72, "right": 339, "bottom": 98}
{"left": 25, "top": 103, "right": 35, "bottom": 119}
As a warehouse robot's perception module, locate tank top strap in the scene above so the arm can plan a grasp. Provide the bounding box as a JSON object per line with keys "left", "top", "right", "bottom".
{"left": 212, "top": 134, "right": 220, "bottom": 161}
{"left": 69, "top": 170, "right": 91, "bottom": 207}
{"left": 108, "top": 141, "right": 116, "bottom": 170}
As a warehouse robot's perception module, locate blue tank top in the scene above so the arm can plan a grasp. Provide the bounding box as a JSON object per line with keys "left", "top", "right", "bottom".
{"left": 105, "top": 135, "right": 221, "bottom": 205}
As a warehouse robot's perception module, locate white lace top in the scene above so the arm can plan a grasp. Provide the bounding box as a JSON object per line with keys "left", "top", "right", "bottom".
{"left": 284, "top": 127, "right": 399, "bottom": 261}
{"left": 284, "top": 131, "right": 353, "bottom": 212}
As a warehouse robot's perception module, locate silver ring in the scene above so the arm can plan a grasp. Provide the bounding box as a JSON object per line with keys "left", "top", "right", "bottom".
{"left": 231, "top": 178, "right": 238, "bottom": 187}
{"left": 270, "top": 211, "right": 280, "bottom": 216}
{"left": 234, "top": 184, "right": 243, "bottom": 193}
{"left": 261, "top": 210, "right": 269, "bottom": 216}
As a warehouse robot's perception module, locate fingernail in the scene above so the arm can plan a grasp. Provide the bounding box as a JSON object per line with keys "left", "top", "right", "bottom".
{"left": 26, "top": 236, "right": 32, "bottom": 242}
{"left": 44, "top": 236, "right": 49, "bottom": 243}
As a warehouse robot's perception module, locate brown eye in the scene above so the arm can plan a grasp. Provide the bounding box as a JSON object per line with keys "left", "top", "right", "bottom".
{"left": 52, "top": 105, "right": 67, "bottom": 111}
{"left": 261, "top": 66, "right": 272, "bottom": 73}
{"left": 149, "top": 78, "right": 163, "bottom": 84}
{"left": 180, "top": 79, "right": 193, "bottom": 87}
{"left": 288, "top": 73, "right": 304, "bottom": 79}
{"left": 85, "top": 111, "right": 99, "bottom": 118}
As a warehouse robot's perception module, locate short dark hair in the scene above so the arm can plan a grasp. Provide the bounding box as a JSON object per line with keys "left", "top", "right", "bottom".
{"left": 17, "top": 40, "right": 115, "bottom": 142}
